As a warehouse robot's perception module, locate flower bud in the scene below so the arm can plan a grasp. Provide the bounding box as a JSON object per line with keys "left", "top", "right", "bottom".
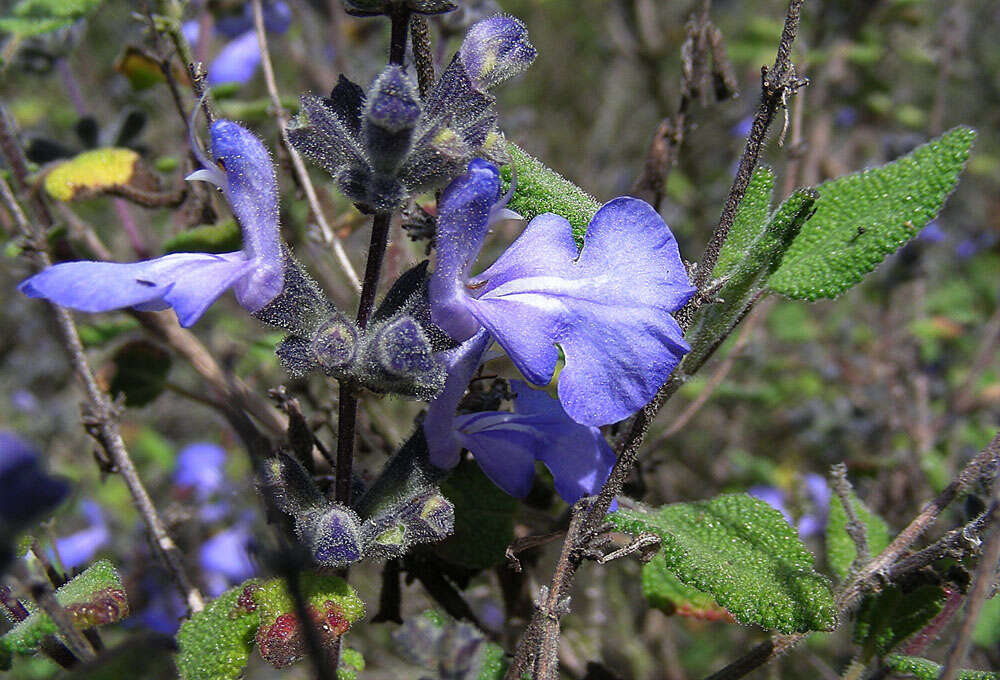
{"left": 459, "top": 15, "right": 536, "bottom": 91}
{"left": 363, "top": 66, "right": 421, "bottom": 173}
{"left": 260, "top": 453, "right": 326, "bottom": 515}
{"left": 311, "top": 310, "right": 359, "bottom": 375}
{"left": 300, "top": 505, "right": 364, "bottom": 566}
{"left": 372, "top": 314, "right": 437, "bottom": 377}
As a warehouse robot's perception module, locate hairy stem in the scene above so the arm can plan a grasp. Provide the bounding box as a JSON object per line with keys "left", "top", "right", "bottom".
{"left": 388, "top": 7, "right": 411, "bottom": 66}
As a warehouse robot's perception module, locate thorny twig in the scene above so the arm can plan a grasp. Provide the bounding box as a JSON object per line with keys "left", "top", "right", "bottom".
{"left": 0, "top": 111, "right": 204, "bottom": 615}
{"left": 701, "top": 431, "right": 1000, "bottom": 680}
{"left": 252, "top": 0, "right": 362, "bottom": 293}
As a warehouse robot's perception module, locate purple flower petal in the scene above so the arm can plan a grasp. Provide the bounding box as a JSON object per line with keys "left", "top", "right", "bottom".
{"left": 207, "top": 30, "right": 262, "bottom": 86}
{"left": 20, "top": 252, "right": 252, "bottom": 327}
{"left": 466, "top": 197, "right": 694, "bottom": 425}
{"left": 748, "top": 486, "right": 791, "bottom": 522}
{"left": 459, "top": 15, "right": 536, "bottom": 91}
{"left": 173, "top": 442, "right": 227, "bottom": 499}
{"left": 429, "top": 159, "right": 501, "bottom": 341}
{"left": 455, "top": 412, "right": 540, "bottom": 497}
{"left": 423, "top": 329, "right": 492, "bottom": 469}
{"left": 55, "top": 501, "right": 110, "bottom": 569}
{"left": 199, "top": 524, "right": 256, "bottom": 587}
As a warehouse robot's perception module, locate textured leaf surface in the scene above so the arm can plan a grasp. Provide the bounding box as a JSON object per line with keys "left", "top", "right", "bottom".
{"left": 714, "top": 166, "right": 775, "bottom": 277}
{"left": 435, "top": 459, "right": 516, "bottom": 569}
{"left": 826, "top": 490, "right": 890, "bottom": 580}
{"left": 610, "top": 494, "right": 836, "bottom": 633}
{"left": 43, "top": 148, "right": 141, "bottom": 201}
{"left": 338, "top": 647, "right": 365, "bottom": 680}
{"left": 162, "top": 221, "right": 242, "bottom": 254}
{"left": 641, "top": 551, "right": 734, "bottom": 622}
{"left": 769, "top": 127, "right": 975, "bottom": 300}
{"left": 885, "top": 655, "right": 1000, "bottom": 680}
{"left": 175, "top": 582, "right": 260, "bottom": 680}
{"left": 853, "top": 585, "right": 944, "bottom": 659}
{"left": 2, "top": 560, "right": 127, "bottom": 654}
{"left": 500, "top": 143, "right": 601, "bottom": 241}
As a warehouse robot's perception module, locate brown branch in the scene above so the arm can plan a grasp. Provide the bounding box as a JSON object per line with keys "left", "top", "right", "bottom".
{"left": 29, "top": 580, "right": 97, "bottom": 662}
{"left": 830, "top": 463, "right": 871, "bottom": 573}
{"left": 937, "top": 463, "right": 1000, "bottom": 680}
{"left": 692, "top": 0, "right": 807, "bottom": 292}
{"left": 410, "top": 15, "right": 435, "bottom": 100}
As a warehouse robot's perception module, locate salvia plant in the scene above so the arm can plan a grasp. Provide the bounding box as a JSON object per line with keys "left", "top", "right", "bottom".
{"left": 1, "top": 1, "right": 998, "bottom": 679}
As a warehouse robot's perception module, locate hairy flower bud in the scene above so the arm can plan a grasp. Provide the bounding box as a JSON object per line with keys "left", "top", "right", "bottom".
{"left": 311, "top": 310, "right": 359, "bottom": 375}
{"left": 363, "top": 66, "right": 421, "bottom": 173}
{"left": 459, "top": 15, "right": 536, "bottom": 91}
{"left": 301, "top": 505, "right": 364, "bottom": 566}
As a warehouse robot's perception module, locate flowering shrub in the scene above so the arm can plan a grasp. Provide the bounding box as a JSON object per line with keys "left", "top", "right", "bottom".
{"left": 1, "top": 2, "right": 998, "bottom": 679}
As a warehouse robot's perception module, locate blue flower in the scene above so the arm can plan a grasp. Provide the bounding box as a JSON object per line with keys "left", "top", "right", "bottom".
{"left": 423, "top": 331, "right": 616, "bottom": 503}
{"left": 54, "top": 500, "right": 110, "bottom": 570}
{"left": 458, "top": 14, "right": 537, "bottom": 91}
{"left": 199, "top": 522, "right": 257, "bottom": 597}
{"left": 182, "top": 1, "right": 292, "bottom": 86}
{"left": 429, "top": 160, "right": 695, "bottom": 426}
{"left": 172, "top": 442, "right": 227, "bottom": 501}
{"left": 0, "top": 431, "right": 69, "bottom": 528}
{"left": 20, "top": 120, "right": 284, "bottom": 327}
{"left": 749, "top": 474, "right": 830, "bottom": 539}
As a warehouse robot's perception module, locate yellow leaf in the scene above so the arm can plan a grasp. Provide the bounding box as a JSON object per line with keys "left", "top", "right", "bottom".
{"left": 44, "top": 148, "right": 140, "bottom": 201}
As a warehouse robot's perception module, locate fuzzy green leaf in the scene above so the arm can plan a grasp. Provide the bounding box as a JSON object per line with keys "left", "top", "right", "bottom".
{"left": 338, "top": 647, "right": 365, "bottom": 680}
{"left": 500, "top": 143, "right": 602, "bottom": 241}
{"left": 853, "top": 585, "right": 944, "bottom": 660}
{"left": 162, "top": 220, "right": 242, "bottom": 254}
{"left": 610, "top": 494, "right": 836, "bottom": 633}
{"left": 175, "top": 582, "right": 260, "bottom": 680}
{"left": 2, "top": 560, "right": 128, "bottom": 655}
{"left": 641, "top": 551, "right": 733, "bottom": 622}
{"left": 714, "top": 166, "right": 775, "bottom": 278}
{"left": 826, "top": 490, "right": 891, "bottom": 581}
{"left": 435, "top": 459, "right": 516, "bottom": 569}
{"left": 884, "top": 655, "right": 1000, "bottom": 680}
{"left": 768, "top": 127, "right": 975, "bottom": 300}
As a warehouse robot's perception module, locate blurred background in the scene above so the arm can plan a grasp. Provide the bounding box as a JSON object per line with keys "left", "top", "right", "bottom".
{"left": 1, "top": 0, "right": 998, "bottom": 677}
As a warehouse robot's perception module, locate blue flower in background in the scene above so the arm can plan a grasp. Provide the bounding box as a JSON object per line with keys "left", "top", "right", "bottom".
{"left": 0, "top": 431, "right": 69, "bottom": 528}
{"left": 424, "top": 331, "right": 617, "bottom": 503}
{"left": 182, "top": 1, "right": 292, "bottom": 86}
{"left": 172, "top": 442, "right": 227, "bottom": 501}
{"left": 199, "top": 521, "right": 257, "bottom": 597}
{"left": 749, "top": 473, "right": 830, "bottom": 539}
{"left": 429, "top": 160, "right": 695, "bottom": 426}
{"left": 20, "top": 120, "right": 284, "bottom": 327}
{"left": 54, "top": 500, "right": 110, "bottom": 570}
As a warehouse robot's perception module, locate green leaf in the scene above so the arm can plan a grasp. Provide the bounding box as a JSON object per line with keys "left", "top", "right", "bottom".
{"left": 684, "top": 188, "right": 816, "bottom": 373}
{"left": 713, "top": 166, "right": 775, "bottom": 278}
{"left": 500, "top": 143, "right": 602, "bottom": 241}
{"left": 108, "top": 340, "right": 171, "bottom": 407}
{"left": 768, "top": 127, "right": 976, "bottom": 300}
{"left": 175, "top": 582, "right": 260, "bottom": 680}
{"left": 609, "top": 494, "right": 836, "bottom": 633}
{"left": 2, "top": 560, "right": 128, "bottom": 655}
{"left": 853, "top": 585, "right": 944, "bottom": 660}
{"left": 884, "top": 654, "right": 1000, "bottom": 680}
{"left": 826, "top": 490, "right": 890, "bottom": 581}
{"left": 0, "top": 0, "right": 102, "bottom": 36}
{"left": 641, "top": 551, "right": 734, "bottom": 622}
{"left": 435, "top": 459, "right": 517, "bottom": 569}
{"left": 162, "top": 220, "right": 242, "bottom": 254}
